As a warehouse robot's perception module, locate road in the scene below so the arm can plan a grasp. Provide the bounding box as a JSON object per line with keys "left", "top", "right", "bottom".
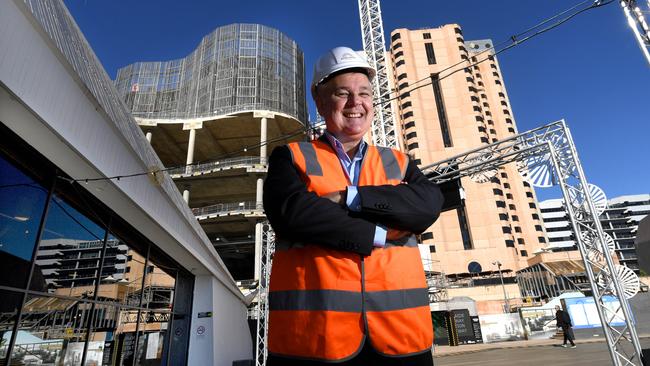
{"left": 434, "top": 338, "right": 650, "bottom": 366}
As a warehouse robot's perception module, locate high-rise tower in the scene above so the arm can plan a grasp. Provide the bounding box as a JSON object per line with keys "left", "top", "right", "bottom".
{"left": 387, "top": 25, "right": 547, "bottom": 275}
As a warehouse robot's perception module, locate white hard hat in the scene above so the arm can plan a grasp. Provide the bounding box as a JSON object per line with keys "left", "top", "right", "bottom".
{"left": 311, "top": 46, "right": 376, "bottom": 95}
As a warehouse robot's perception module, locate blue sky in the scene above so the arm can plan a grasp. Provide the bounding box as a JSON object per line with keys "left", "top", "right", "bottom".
{"left": 64, "top": 0, "right": 649, "bottom": 201}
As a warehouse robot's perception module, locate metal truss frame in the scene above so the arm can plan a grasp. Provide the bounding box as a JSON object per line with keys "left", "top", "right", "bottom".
{"left": 620, "top": 0, "right": 650, "bottom": 66}
{"left": 421, "top": 119, "right": 643, "bottom": 366}
{"left": 358, "top": 0, "right": 398, "bottom": 149}
{"left": 255, "top": 222, "right": 275, "bottom": 366}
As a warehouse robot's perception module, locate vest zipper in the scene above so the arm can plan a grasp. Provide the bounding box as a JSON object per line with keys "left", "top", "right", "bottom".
{"left": 360, "top": 254, "right": 369, "bottom": 336}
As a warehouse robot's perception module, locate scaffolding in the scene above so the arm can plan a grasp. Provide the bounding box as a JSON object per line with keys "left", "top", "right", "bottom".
{"left": 421, "top": 119, "right": 643, "bottom": 366}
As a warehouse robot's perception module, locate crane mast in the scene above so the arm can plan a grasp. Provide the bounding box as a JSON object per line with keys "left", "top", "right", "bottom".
{"left": 358, "top": 0, "right": 399, "bottom": 148}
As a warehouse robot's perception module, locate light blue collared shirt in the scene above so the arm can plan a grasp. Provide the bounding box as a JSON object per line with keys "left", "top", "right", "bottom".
{"left": 324, "top": 132, "right": 387, "bottom": 247}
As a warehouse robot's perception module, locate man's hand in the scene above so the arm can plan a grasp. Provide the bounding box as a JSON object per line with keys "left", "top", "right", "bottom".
{"left": 323, "top": 190, "right": 346, "bottom": 206}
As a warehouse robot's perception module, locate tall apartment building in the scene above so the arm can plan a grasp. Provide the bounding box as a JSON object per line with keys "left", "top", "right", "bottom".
{"left": 386, "top": 25, "right": 547, "bottom": 276}
{"left": 540, "top": 194, "right": 650, "bottom": 272}
{"left": 114, "top": 24, "right": 307, "bottom": 280}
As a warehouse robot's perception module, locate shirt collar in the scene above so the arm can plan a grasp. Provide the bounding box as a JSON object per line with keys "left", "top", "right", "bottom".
{"left": 324, "top": 131, "right": 367, "bottom": 161}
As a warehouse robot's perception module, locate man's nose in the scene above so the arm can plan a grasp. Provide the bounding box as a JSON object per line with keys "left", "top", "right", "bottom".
{"left": 346, "top": 93, "right": 363, "bottom": 106}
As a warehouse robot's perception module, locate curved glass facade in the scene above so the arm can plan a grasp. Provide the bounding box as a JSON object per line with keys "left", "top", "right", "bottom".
{"left": 114, "top": 23, "right": 307, "bottom": 122}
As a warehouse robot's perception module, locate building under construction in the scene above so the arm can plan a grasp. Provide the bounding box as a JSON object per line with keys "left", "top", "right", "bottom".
{"left": 113, "top": 23, "right": 308, "bottom": 280}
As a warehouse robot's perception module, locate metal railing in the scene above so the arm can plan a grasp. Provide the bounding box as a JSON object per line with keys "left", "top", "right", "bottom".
{"left": 168, "top": 156, "right": 267, "bottom": 177}
{"left": 192, "top": 201, "right": 264, "bottom": 218}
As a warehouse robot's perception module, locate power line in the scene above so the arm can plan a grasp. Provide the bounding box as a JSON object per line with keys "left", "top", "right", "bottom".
{"left": 58, "top": 0, "right": 612, "bottom": 185}
{"left": 375, "top": 0, "right": 614, "bottom": 107}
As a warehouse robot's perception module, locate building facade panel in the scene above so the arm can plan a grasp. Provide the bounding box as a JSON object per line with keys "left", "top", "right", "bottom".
{"left": 114, "top": 24, "right": 307, "bottom": 123}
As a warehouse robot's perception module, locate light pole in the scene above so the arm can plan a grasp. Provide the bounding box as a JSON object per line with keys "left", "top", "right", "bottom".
{"left": 492, "top": 261, "right": 510, "bottom": 313}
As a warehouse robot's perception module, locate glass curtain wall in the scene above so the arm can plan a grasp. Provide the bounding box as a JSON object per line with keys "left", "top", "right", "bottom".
{"left": 0, "top": 127, "right": 189, "bottom": 366}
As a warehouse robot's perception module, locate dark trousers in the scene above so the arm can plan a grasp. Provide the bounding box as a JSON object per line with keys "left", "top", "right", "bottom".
{"left": 562, "top": 326, "right": 575, "bottom": 345}
{"left": 266, "top": 338, "right": 434, "bottom": 366}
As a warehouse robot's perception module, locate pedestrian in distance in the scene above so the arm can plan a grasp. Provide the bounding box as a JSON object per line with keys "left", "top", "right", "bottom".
{"left": 555, "top": 305, "right": 576, "bottom": 348}
{"left": 263, "top": 46, "right": 445, "bottom": 366}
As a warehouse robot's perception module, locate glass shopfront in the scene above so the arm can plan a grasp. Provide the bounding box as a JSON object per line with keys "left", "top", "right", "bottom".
{"left": 0, "top": 124, "right": 192, "bottom": 365}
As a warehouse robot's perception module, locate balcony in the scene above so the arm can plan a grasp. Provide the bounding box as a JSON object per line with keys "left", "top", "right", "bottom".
{"left": 193, "top": 201, "right": 264, "bottom": 221}
{"left": 168, "top": 156, "right": 267, "bottom": 178}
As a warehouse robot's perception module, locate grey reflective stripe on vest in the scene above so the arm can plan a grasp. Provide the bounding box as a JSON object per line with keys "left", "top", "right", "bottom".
{"left": 377, "top": 147, "right": 404, "bottom": 181}
{"left": 297, "top": 142, "right": 323, "bottom": 176}
{"left": 270, "top": 289, "right": 362, "bottom": 312}
{"left": 366, "top": 288, "right": 429, "bottom": 312}
{"left": 269, "top": 288, "right": 428, "bottom": 312}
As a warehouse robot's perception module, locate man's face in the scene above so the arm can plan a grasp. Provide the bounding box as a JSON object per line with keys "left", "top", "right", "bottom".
{"left": 315, "top": 72, "right": 374, "bottom": 144}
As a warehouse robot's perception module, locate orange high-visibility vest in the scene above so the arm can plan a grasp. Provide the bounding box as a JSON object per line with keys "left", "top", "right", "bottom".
{"left": 267, "top": 139, "right": 433, "bottom": 361}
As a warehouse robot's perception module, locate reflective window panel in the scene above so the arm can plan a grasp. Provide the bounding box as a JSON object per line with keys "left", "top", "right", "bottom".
{"left": 0, "top": 155, "right": 49, "bottom": 289}
{"left": 0, "top": 290, "right": 23, "bottom": 361}
{"left": 30, "top": 194, "right": 107, "bottom": 297}
{"left": 9, "top": 294, "right": 90, "bottom": 365}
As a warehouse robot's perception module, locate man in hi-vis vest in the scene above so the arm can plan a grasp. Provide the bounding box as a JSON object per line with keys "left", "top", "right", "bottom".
{"left": 263, "top": 46, "right": 444, "bottom": 366}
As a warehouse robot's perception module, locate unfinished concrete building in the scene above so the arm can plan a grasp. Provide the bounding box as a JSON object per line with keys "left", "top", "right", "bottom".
{"left": 114, "top": 23, "right": 307, "bottom": 280}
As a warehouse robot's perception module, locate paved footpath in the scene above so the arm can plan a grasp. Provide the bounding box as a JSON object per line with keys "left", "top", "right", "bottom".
{"left": 432, "top": 336, "right": 650, "bottom": 366}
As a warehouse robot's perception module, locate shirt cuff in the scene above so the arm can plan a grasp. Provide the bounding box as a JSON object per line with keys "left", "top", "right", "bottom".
{"left": 346, "top": 186, "right": 361, "bottom": 212}
{"left": 373, "top": 224, "right": 387, "bottom": 248}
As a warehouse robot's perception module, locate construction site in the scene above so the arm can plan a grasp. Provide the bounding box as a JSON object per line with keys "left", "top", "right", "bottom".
{"left": 1, "top": 0, "right": 649, "bottom": 365}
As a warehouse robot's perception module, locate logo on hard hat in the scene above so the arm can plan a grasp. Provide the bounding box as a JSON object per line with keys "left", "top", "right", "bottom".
{"left": 340, "top": 53, "right": 357, "bottom": 60}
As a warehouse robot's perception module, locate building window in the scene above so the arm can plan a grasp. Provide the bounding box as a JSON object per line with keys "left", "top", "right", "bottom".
{"left": 521, "top": 250, "right": 528, "bottom": 257}
{"left": 430, "top": 74, "right": 453, "bottom": 147}
{"left": 399, "top": 82, "right": 409, "bottom": 90}
{"left": 393, "top": 42, "right": 402, "bottom": 49}
{"left": 512, "top": 215, "right": 519, "bottom": 221}
{"left": 413, "top": 159, "right": 422, "bottom": 165}
{"left": 425, "top": 43, "right": 437, "bottom": 64}
{"left": 506, "top": 193, "right": 513, "bottom": 199}
{"left": 529, "top": 202, "right": 537, "bottom": 209}
{"left": 401, "top": 101, "right": 412, "bottom": 109}
{"left": 406, "top": 131, "right": 418, "bottom": 140}
{"left": 515, "top": 226, "right": 522, "bottom": 233}
{"left": 538, "top": 236, "right": 546, "bottom": 243}
{"left": 526, "top": 192, "right": 533, "bottom": 198}
{"left": 395, "top": 60, "right": 405, "bottom": 67}
{"left": 454, "top": 27, "right": 463, "bottom": 35}
{"left": 518, "top": 238, "right": 525, "bottom": 245}
{"left": 391, "top": 33, "right": 401, "bottom": 42}
{"left": 404, "top": 121, "right": 416, "bottom": 129}
{"left": 503, "top": 183, "right": 510, "bottom": 188}
{"left": 429, "top": 245, "right": 436, "bottom": 253}
{"left": 421, "top": 232, "right": 434, "bottom": 240}
{"left": 505, "top": 240, "right": 515, "bottom": 248}
{"left": 501, "top": 172, "right": 508, "bottom": 178}
{"left": 423, "top": 32, "right": 431, "bottom": 39}
{"left": 403, "top": 111, "right": 414, "bottom": 119}
{"left": 407, "top": 142, "right": 419, "bottom": 150}
{"left": 398, "top": 73, "right": 408, "bottom": 81}
{"left": 394, "top": 51, "right": 404, "bottom": 58}
{"left": 496, "top": 200, "right": 506, "bottom": 208}
{"left": 0, "top": 127, "right": 186, "bottom": 365}
{"left": 493, "top": 188, "right": 504, "bottom": 196}
{"left": 499, "top": 213, "right": 509, "bottom": 220}
{"left": 509, "top": 204, "right": 516, "bottom": 210}
{"left": 502, "top": 226, "right": 512, "bottom": 234}
{"left": 535, "top": 225, "right": 543, "bottom": 232}
{"left": 458, "top": 206, "right": 473, "bottom": 250}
